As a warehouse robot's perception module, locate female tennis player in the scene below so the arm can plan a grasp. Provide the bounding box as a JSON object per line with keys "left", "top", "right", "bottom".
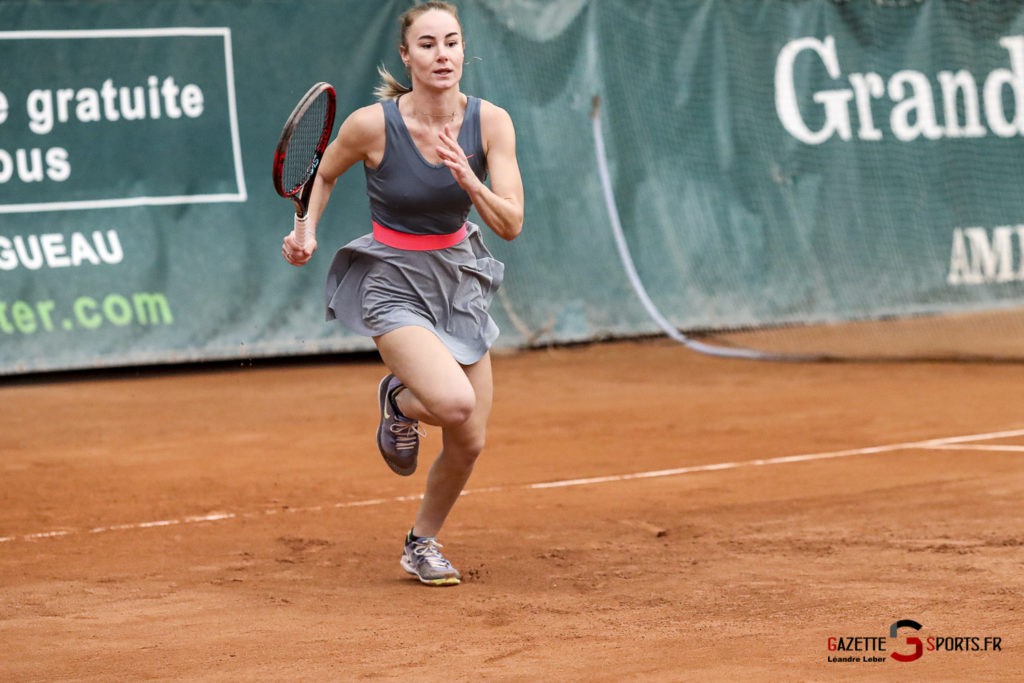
{"left": 281, "top": 1, "right": 524, "bottom": 586}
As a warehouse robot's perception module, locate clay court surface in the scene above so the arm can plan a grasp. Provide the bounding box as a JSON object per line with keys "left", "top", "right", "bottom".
{"left": 2, "top": 339, "right": 1022, "bottom": 681}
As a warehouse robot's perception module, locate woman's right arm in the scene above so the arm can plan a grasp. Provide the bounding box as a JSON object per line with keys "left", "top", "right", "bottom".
{"left": 283, "top": 104, "right": 383, "bottom": 266}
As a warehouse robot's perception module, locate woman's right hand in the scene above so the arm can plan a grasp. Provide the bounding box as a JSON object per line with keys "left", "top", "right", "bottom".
{"left": 282, "top": 226, "right": 317, "bottom": 267}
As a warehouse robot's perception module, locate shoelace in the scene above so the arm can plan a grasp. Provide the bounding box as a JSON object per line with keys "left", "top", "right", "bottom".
{"left": 412, "top": 539, "right": 454, "bottom": 570}
{"left": 390, "top": 420, "right": 426, "bottom": 451}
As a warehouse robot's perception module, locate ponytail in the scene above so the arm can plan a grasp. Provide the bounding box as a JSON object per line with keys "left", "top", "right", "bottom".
{"left": 374, "top": 65, "right": 412, "bottom": 101}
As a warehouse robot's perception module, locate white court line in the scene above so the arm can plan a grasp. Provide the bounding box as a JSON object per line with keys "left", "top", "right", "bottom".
{"left": 919, "top": 444, "right": 1024, "bottom": 453}
{"left": 2, "top": 428, "right": 1022, "bottom": 545}
{"left": 914, "top": 428, "right": 1024, "bottom": 445}
{"left": 530, "top": 427, "right": 1024, "bottom": 489}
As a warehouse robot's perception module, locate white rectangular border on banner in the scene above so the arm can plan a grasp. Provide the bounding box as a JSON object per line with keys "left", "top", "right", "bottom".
{"left": 0, "top": 27, "right": 247, "bottom": 214}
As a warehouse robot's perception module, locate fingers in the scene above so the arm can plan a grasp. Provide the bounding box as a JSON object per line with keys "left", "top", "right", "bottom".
{"left": 282, "top": 248, "right": 311, "bottom": 266}
{"left": 436, "top": 124, "right": 482, "bottom": 191}
{"left": 282, "top": 244, "right": 300, "bottom": 265}
{"left": 436, "top": 124, "right": 462, "bottom": 158}
{"left": 436, "top": 144, "right": 466, "bottom": 172}
{"left": 439, "top": 123, "right": 456, "bottom": 145}
{"left": 282, "top": 232, "right": 315, "bottom": 266}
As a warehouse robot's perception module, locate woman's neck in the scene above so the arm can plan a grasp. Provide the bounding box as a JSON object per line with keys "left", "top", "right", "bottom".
{"left": 404, "top": 90, "right": 465, "bottom": 122}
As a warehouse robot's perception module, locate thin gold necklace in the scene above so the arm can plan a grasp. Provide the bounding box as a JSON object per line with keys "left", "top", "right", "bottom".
{"left": 414, "top": 110, "right": 456, "bottom": 122}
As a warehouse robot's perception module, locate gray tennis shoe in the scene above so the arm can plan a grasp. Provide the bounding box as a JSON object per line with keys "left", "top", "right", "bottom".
{"left": 376, "top": 374, "right": 424, "bottom": 476}
{"left": 401, "top": 536, "right": 461, "bottom": 586}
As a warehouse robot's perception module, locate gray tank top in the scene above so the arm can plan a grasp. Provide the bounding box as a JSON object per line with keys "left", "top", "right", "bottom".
{"left": 364, "top": 95, "right": 487, "bottom": 236}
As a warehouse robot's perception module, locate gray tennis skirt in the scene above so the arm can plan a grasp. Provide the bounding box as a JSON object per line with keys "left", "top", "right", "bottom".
{"left": 324, "top": 221, "right": 504, "bottom": 365}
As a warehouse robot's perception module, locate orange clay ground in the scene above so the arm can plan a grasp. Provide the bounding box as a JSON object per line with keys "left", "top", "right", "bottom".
{"left": 1, "top": 339, "right": 1022, "bottom": 681}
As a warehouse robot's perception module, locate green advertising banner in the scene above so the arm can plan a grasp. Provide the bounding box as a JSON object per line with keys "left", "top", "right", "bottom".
{"left": 0, "top": 29, "right": 244, "bottom": 211}
{"left": 0, "top": 3, "right": 408, "bottom": 374}
{"left": 3, "top": 0, "right": 1024, "bottom": 374}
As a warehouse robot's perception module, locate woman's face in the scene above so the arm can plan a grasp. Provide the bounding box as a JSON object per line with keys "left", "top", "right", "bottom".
{"left": 401, "top": 10, "right": 464, "bottom": 92}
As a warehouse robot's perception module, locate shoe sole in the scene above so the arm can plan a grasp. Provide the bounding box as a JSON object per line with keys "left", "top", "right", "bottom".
{"left": 376, "top": 375, "right": 417, "bottom": 477}
{"left": 400, "top": 555, "right": 461, "bottom": 586}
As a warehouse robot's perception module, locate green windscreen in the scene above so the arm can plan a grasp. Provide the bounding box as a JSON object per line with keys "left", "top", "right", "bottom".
{"left": 483, "top": 0, "right": 1024, "bottom": 361}
{"left": 3, "top": 1, "right": 1024, "bottom": 375}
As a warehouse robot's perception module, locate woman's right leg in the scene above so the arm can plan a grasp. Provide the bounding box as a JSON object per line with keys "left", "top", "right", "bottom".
{"left": 374, "top": 325, "right": 476, "bottom": 428}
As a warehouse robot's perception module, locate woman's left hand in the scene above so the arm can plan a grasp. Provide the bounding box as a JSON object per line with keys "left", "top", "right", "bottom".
{"left": 436, "top": 124, "right": 481, "bottom": 192}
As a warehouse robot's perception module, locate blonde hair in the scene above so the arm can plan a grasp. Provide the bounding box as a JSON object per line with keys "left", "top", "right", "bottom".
{"left": 374, "top": 1, "right": 463, "bottom": 101}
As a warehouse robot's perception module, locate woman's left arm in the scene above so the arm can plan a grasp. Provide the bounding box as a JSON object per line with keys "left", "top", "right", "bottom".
{"left": 437, "top": 102, "right": 524, "bottom": 241}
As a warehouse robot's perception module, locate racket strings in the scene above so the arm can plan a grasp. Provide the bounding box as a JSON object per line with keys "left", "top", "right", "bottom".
{"left": 281, "top": 92, "right": 331, "bottom": 194}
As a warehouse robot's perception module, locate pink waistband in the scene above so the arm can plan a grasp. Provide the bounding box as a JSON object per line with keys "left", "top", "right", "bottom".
{"left": 372, "top": 221, "right": 467, "bottom": 251}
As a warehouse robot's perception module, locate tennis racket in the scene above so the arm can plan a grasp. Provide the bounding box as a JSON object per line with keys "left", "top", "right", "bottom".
{"left": 272, "top": 82, "right": 337, "bottom": 249}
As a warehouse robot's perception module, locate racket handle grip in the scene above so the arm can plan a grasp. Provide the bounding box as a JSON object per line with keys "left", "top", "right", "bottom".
{"left": 294, "top": 213, "right": 308, "bottom": 250}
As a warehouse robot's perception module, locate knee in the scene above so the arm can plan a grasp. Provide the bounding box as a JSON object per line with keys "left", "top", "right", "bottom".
{"left": 431, "top": 390, "right": 476, "bottom": 427}
{"left": 448, "top": 433, "right": 486, "bottom": 465}
{"left": 461, "top": 433, "right": 486, "bottom": 460}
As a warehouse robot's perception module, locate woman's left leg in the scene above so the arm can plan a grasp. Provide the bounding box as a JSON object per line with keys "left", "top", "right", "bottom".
{"left": 398, "top": 352, "right": 492, "bottom": 585}
{"left": 412, "top": 351, "right": 493, "bottom": 538}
